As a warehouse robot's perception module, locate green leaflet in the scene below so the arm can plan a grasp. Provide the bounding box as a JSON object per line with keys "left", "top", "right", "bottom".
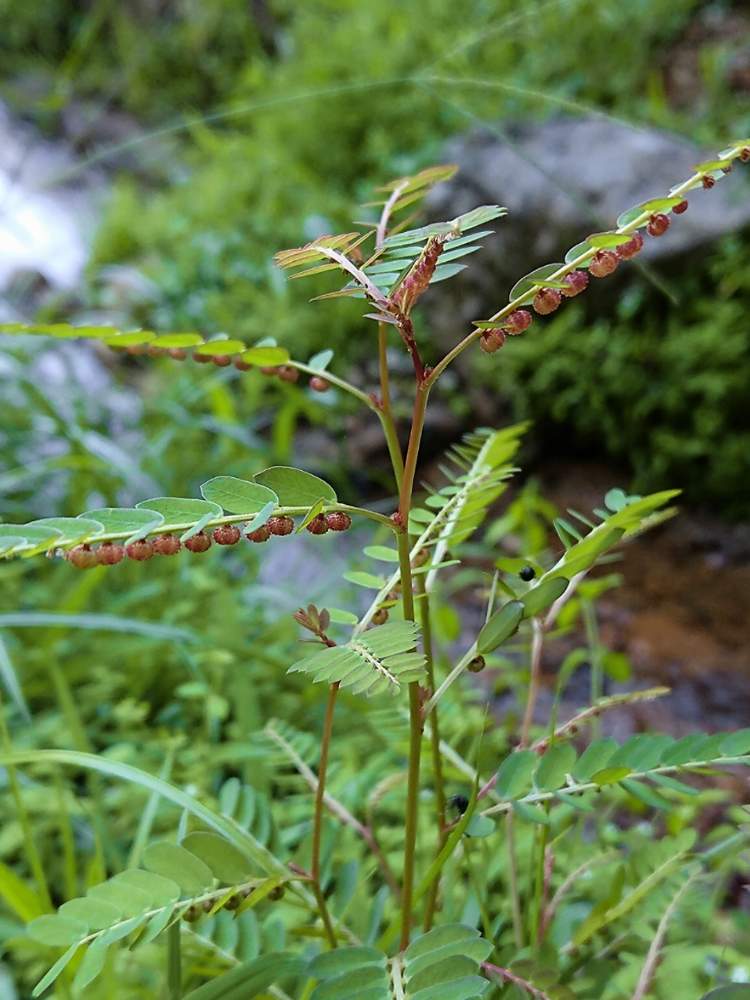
{"left": 200, "top": 477, "right": 279, "bottom": 514}
{"left": 184, "top": 952, "right": 305, "bottom": 999}
{"left": 254, "top": 466, "right": 337, "bottom": 505}
{"left": 288, "top": 621, "right": 424, "bottom": 696}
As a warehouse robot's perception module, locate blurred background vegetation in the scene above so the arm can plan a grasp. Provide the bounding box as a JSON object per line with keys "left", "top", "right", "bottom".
{"left": 0, "top": 3, "right": 749, "bottom": 994}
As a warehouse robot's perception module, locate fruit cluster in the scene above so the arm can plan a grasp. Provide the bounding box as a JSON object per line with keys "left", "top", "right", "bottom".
{"left": 65, "top": 512, "right": 352, "bottom": 568}
{"left": 478, "top": 194, "right": 702, "bottom": 355}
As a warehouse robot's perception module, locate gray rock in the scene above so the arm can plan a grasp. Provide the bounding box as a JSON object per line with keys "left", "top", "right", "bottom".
{"left": 427, "top": 118, "right": 750, "bottom": 319}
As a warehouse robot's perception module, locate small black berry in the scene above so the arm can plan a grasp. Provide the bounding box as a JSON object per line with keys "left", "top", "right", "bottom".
{"left": 67, "top": 544, "right": 99, "bottom": 569}
{"left": 647, "top": 213, "right": 670, "bottom": 237}
{"left": 326, "top": 511, "right": 352, "bottom": 532}
{"left": 267, "top": 515, "right": 295, "bottom": 536}
{"left": 268, "top": 885, "right": 285, "bottom": 902}
{"left": 247, "top": 524, "right": 271, "bottom": 543}
{"left": 372, "top": 608, "right": 389, "bottom": 625}
{"left": 451, "top": 794, "right": 470, "bottom": 814}
{"left": 467, "top": 655, "right": 486, "bottom": 673}
{"left": 153, "top": 534, "right": 181, "bottom": 556}
{"left": 309, "top": 376, "right": 330, "bottom": 393}
{"left": 504, "top": 309, "right": 533, "bottom": 335}
{"left": 126, "top": 539, "right": 154, "bottom": 562}
{"left": 306, "top": 514, "right": 328, "bottom": 535}
{"left": 616, "top": 232, "right": 644, "bottom": 259}
{"left": 98, "top": 541, "right": 125, "bottom": 565}
{"left": 519, "top": 565, "right": 536, "bottom": 581}
{"left": 532, "top": 287, "right": 562, "bottom": 315}
{"left": 213, "top": 524, "right": 241, "bottom": 545}
{"left": 672, "top": 200, "right": 688, "bottom": 215}
{"left": 589, "top": 250, "right": 619, "bottom": 278}
{"left": 561, "top": 270, "right": 589, "bottom": 297}
{"left": 185, "top": 531, "right": 211, "bottom": 553}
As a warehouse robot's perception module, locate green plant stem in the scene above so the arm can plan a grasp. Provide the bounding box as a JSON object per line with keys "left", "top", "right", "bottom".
{"left": 520, "top": 619, "right": 544, "bottom": 748}
{"left": 398, "top": 385, "right": 428, "bottom": 522}
{"left": 311, "top": 682, "right": 339, "bottom": 949}
{"left": 167, "top": 921, "right": 182, "bottom": 999}
{"left": 418, "top": 582, "right": 448, "bottom": 932}
{"left": 505, "top": 813, "right": 524, "bottom": 948}
{"left": 288, "top": 361, "right": 376, "bottom": 410}
{"left": 377, "top": 323, "right": 405, "bottom": 489}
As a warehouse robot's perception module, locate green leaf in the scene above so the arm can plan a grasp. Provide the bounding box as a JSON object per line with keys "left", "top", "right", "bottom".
{"left": 719, "top": 729, "right": 750, "bottom": 757}
{"left": 592, "top": 766, "right": 632, "bottom": 786}
{"left": 700, "top": 988, "right": 750, "bottom": 999}
{"left": 200, "top": 477, "right": 278, "bottom": 513}
{"left": 59, "top": 897, "right": 121, "bottom": 930}
{"left": 27, "top": 914, "right": 87, "bottom": 946}
{"left": 520, "top": 576, "right": 568, "bottom": 618}
{"left": 344, "top": 571, "right": 386, "bottom": 589}
{"left": 476, "top": 601, "right": 524, "bottom": 654}
{"left": 31, "top": 942, "right": 81, "bottom": 997}
{"left": 309, "top": 946, "right": 385, "bottom": 979}
{"left": 72, "top": 939, "right": 109, "bottom": 992}
{"left": 142, "top": 842, "right": 214, "bottom": 894}
{"left": 534, "top": 743, "right": 577, "bottom": 791}
{"left": 464, "top": 814, "right": 495, "bottom": 838}
{"left": 135, "top": 497, "right": 222, "bottom": 530}
{"left": 28, "top": 517, "right": 104, "bottom": 545}
{"left": 151, "top": 333, "right": 204, "bottom": 348}
{"left": 496, "top": 750, "right": 538, "bottom": 799}
{"left": 308, "top": 349, "right": 334, "bottom": 371}
{"left": 565, "top": 240, "right": 594, "bottom": 264}
{"left": 184, "top": 952, "right": 305, "bottom": 999}
{"left": 327, "top": 608, "right": 359, "bottom": 625}
{"left": 512, "top": 801, "right": 550, "bottom": 825}
{"left": 194, "top": 339, "right": 247, "bottom": 357}
{"left": 571, "top": 738, "right": 618, "bottom": 781}
{"left": 587, "top": 231, "right": 633, "bottom": 248}
{"left": 239, "top": 346, "right": 290, "bottom": 366}
{"left": 363, "top": 546, "right": 400, "bottom": 563}
{"left": 254, "top": 466, "right": 337, "bottom": 506}
{"left": 509, "top": 264, "right": 565, "bottom": 301}
{"left": 604, "top": 488, "right": 628, "bottom": 512}
{"left": 181, "top": 832, "right": 255, "bottom": 884}
{"left": 81, "top": 508, "right": 164, "bottom": 541}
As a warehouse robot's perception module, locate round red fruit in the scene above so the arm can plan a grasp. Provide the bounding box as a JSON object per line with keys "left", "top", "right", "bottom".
{"left": 647, "top": 213, "right": 670, "bottom": 237}
{"left": 309, "top": 376, "right": 330, "bottom": 393}
{"left": 260, "top": 366, "right": 280, "bottom": 376}
{"left": 153, "top": 534, "right": 181, "bottom": 556}
{"left": 740, "top": 148, "right": 750, "bottom": 163}
{"left": 561, "top": 270, "right": 589, "bottom": 297}
{"left": 278, "top": 366, "right": 299, "bottom": 383}
{"left": 234, "top": 358, "right": 252, "bottom": 371}
{"left": 214, "top": 524, "right": 241, "bottom": 545}
{"left": 533, "top": 287, "right": 562, "bottom": 315}
{"left": 326, "top": 511, "right": 352, "bottom": 532}
{"left": 247, "top": 525, "right": 271, "bottom": 543}
{"left": 479, "top": 329, "right": 505, "bottom": 353}
{"left": 185, "top": 532, "right": 211, "bottom": 553}
{"left": 212, "top": 355, "right": 232, "bottom": 367}
{"left": 672, "top": 200, "right": 688, "bottom": 214}
{"left": 168, "top": 348, "right": 187, "bottom": 360}
{"left": 589, "top": 250, "right": 619, "bottom": 278}
{"left": 616, "top": 232, "right": 644, "bottom": 259}
{"left": 67, "top": 544, "right": 99, "bottom": 569}
{"left": 267, "top": 515, "right": 295, "bottom": 536}
{"left": 194, "top": 352, "right": 212, "bottom": 364}
{"left": 702, "top": 175, "right": 716, "bottom": 189}
{"left": 504, "top": 309, "right": 533, "bottom": 335}
{"left": 372, "top": 608, "right": 388, "bottom": 625}
{"left": 126, "top": 539, "right": 154, "bottom": 561}
{"left": 98, "top": 541, "right": 125, "bottom": 565}
{"left": 306, "top": 514, "right": 329, "bottom": 535}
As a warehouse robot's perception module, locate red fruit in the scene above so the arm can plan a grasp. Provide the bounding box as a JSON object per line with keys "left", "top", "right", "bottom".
{"left": 126, "top": 539, "right": 154, "bottom": 561}
{"left": 234, "top": 358, "right": 252, "bottom": 371}
{"left": 67, "top": 544, "right": 99, "bottom": 569}
{"left": 126, "top": 344, "right": 146, "bottom": 355}
{"left": 616, "top": 232, "right": 644, "bottom": 259}
{"left": 212, "top": 355, "right": 232, "bottom": 367}
{"left": 479, "top": 329, "right": 505, "bottom": 353}
{"left": 647, "top": 213, "right": 670, "bottom": 237}
{"left": 267, "top": 515, "right": 295, "bottom": 536}
{"left": 532, "top": 287, "right": 562, "bottom": 315}
{"left": 98, "top": 541, "right": 125, "bottom": 565}
{"left": 589, "top": 250, "right": 619, "bottom": 278}
{"left": 306, "top": 514, "right": 329, "bottom": 535}
{"left": 326, "top": 511, "right": 352, "bottom": 532}
{"left": 278, "top": 366, "right": 299, "bottom": 383}
{"left": 213, "top": 524, "right": 241, "bottom": 545}
{"left": 147, "top": 345, "right": 166, "bottom": 357}
{"left": 721, "top": 164, "right": 733, "bottom": 175}
{"left": 504, "top": 309, "right": 533, "bottom": 335}
{"left": 185, "top": 531, "right": 211, "bottom": 553}
{"left": 247, "top": 524, "right": 271, "bottom": 543}
{"left": 194, "top": 352, "right": 212, "bottom": 364}
{"left": 561, "top": 270, "right": 589, "bottom": 297}
{"left": 260, "top": 366, "right": 280, "bottom": 376}
{"left": 153, "top": 534, "right": 181, "bottom": 556}
{"left": 702, "top": 175, "right": 716, "bottom": 189}
{"left": 740, "top": 148, "right": 750, "bottom": 163}
{"left": 672, "top": 200, "right": 688, "bottom": 214}
{"left": 168, "top": 348, "right": 187, "bottom": 360}
{"left": 309, "top": 376, "right": 330, "bottom": 393}
{"left": 372, "top": 608, "right": 389, "bottom": 625}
